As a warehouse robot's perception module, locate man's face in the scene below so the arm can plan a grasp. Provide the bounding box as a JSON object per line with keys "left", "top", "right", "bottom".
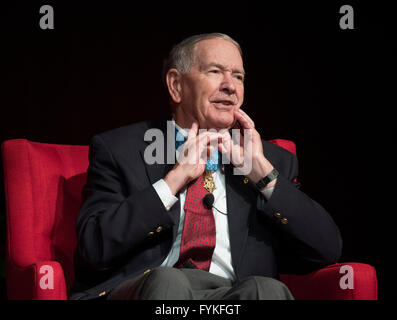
{"left": 178, "top": 38, "right": 245, "bottom": 130}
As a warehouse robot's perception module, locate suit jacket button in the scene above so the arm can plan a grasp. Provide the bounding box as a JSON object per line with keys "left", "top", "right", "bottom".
{"left": 144, "top": 269, "right": 151, "bottom": 275}
{"left": 98, "top": 291, "right": 106, "bottom": 297}
{"left": 274, "top": 212, "right": 281, "bottom": 219}
{"left": 281, "top": 218, "right": 288, "bottom": 225}
{"left": 148, "top": 231, "right": 155, "bottom": 237}
{"left": 243, "top": 177, "right": 249, "bottom": 184}
{"left": 156, "top": 226, "right": 163, "bottom": 233}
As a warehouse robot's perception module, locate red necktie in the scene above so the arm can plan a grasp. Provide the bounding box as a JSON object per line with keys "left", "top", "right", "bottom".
{"left": 174, "top": 172, "right": 216, "bottom": 271}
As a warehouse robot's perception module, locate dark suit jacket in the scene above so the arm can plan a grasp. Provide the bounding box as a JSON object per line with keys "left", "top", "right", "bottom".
{"left": 70, "top": 120, "right": 342, "bottom": 299}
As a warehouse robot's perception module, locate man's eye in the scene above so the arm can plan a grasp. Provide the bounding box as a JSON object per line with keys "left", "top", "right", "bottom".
{"left": 209, "top": 69, "right": 220, "bottom": 74}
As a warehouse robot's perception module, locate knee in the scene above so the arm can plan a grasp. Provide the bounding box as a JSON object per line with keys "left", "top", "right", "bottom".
{"left": 143, "top": 267, "right": 192, "bottom": 299}
{"left": 237, "top": 276, "right": 294, "bottom": 300}
{"left": 146, "top": 267, "right": 187, "bottom": 285}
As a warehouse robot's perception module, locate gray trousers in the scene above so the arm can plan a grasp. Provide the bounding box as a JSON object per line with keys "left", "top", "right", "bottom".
{"left": 107, "top": 267, "right": 294, "bottom": 300}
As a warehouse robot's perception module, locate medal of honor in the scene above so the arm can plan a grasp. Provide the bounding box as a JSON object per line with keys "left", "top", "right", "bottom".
{"left": 204, "top": 170, "right": 216, "bottom": 193}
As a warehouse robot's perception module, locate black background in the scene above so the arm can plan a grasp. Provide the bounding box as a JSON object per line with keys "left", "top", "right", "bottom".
{"left": 0, "top": 2, "right": 393, "bottom": 300}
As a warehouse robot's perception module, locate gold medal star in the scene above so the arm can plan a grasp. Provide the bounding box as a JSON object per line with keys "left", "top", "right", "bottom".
{"left": 204, "top": 170, "right": 216, "bottom": 193}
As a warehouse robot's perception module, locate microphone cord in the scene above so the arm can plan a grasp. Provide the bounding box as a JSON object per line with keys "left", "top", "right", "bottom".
{"left": 203, "top": 194, "right": 227, "bottom": 215}
{"left": 212, "top": 205, "right": 227, "bottom": 215}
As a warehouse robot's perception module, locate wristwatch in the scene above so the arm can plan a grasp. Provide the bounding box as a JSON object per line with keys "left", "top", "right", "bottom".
{"left": 255, "top": 168, "right": 279, "bottom": 190}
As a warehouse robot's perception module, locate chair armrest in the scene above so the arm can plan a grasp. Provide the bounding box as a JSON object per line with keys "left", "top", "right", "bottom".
{"left": 280, "top": 262, "right": 378, "bottom": 300}
{"left": 7, "top": 260, "right": 68, "bottom": 300}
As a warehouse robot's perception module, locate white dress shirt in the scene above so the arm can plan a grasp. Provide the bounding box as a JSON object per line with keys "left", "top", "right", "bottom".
{"left": 152, "top": 120, "right": 274, "bottom": 280}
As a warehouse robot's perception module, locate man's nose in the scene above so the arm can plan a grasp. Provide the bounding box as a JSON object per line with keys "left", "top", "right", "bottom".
{"left": 220, "top": 73, "right": 236, "bottom": 95}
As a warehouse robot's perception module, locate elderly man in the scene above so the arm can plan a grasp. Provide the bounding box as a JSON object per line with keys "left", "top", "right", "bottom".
{"left": 70, "top": 33, "right": 342, "bottom": 300}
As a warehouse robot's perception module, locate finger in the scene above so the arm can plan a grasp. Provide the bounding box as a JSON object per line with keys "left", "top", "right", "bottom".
{"left": 186, "top": 132, "right": 219, "bottom": 165}
{"left": 238, "top": 108, "right": 254, "bottom": 123}
{"left": 218, "top": 132, "right": 232, "bottom": 154}
{"left": 234, "top": 110, "right": 252, "bottom": 130}
{"left": 224, "top": 131, "right": 245, "bottom": 165}
{"left": 181, "top": 131, "right": 219, "bottom": 164}
{"left": 218, "top": 142, "right": 225, "bottom": 154}
{"left": 206, "top": 145, "right": 215, "bottom": 158}
{"left": 187, "top": 121, "right": 198, "bottom": 141}
{"left": 197, "top": 131, "right": 222, "bottom": 146}
{"left": 237, "top": 109, "right": 255, "bottom": 128}
{"left": 201, "top": 133, "right": 220, "bottom": 162}
{"left": 198, "top": 145, "right": 215, "bottom": 166}
{"left": 219, "top": 132, "right": 243, "bottom": 165}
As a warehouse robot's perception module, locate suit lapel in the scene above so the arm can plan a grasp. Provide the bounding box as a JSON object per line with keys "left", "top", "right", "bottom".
{"left": 225, "top": 165, "right": 253, "bottom": 278}
{"left": 139, "top": 120, "right": 181, "bottom": 239}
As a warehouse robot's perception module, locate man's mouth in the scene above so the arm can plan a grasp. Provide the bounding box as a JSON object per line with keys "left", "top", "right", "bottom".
{"left": 211, "top": 100, "right": 235, "bottom": 107}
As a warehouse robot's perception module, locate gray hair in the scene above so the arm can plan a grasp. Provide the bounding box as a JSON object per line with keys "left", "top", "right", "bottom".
{"left": 162, "top": 33, "right": 242, "bottom": 86}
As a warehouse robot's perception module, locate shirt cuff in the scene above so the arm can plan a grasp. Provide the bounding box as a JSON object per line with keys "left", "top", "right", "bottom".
{"left": 260, "top": 186, "right": 275, "bottom": 200}
{"left": 152, "top": 179, "right": 179, "bottom": 211}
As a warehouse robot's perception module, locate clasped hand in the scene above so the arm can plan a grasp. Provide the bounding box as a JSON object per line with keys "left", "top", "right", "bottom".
{"left": 164, "top": 109, "right": 275, "bottom": 195}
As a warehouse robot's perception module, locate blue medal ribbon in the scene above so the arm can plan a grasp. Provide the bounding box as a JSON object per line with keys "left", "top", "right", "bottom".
{"left": 175, "top": 127, "right": 220, "bottom": 171}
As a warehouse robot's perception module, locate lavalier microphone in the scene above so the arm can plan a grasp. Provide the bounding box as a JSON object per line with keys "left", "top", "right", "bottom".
{"left": 203, "top": 194, "right": 227, "bottom": 215}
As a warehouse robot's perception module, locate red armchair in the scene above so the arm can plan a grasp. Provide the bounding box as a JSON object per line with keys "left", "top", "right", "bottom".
{"left": 1, "top": 138, "right": 378, "bottom": 300}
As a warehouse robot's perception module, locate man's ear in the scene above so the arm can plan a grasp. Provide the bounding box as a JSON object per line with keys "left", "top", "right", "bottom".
{"left": 166, "top": 68, "right": 182, "bottom": 104}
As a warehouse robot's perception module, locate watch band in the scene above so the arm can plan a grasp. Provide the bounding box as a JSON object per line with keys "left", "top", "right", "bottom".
{"left": 255, "top": 168, "right": 279, "bottom": 190}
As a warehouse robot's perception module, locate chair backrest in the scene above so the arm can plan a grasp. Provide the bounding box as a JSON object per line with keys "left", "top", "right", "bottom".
{"left": 268, "top": 139, "right": 296, "bottom": 156}
{"left": 2, "top": 139, "right": 89, "bottom": 292}
{"left": 2, "top": 138, "right": 296, "bottom": 294}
